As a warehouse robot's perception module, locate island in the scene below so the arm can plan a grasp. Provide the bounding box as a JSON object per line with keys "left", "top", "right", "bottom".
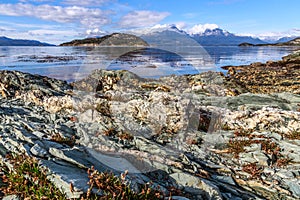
{"left": 59, "top": 33, "right": 149, "bottom": 47}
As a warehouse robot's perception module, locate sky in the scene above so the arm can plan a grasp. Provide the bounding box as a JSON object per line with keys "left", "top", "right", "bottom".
{"left": 0, "top": 0, "right": 299, "bottom": 44}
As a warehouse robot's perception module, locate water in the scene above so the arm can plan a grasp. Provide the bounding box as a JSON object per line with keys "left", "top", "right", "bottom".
{"left": 0, "top": 46, "right": 298, "bottom": 82}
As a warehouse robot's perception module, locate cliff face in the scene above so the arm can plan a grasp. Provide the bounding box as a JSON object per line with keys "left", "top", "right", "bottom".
{"left": 60, "top": 33, "right": 149, "bottom": 47}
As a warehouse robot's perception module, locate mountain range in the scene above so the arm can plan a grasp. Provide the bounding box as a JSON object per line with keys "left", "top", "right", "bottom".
{"left": 137, "top": 25, "right": 267, "bottom": 46}
{"left": 0, "top": 36, "right": 54, "bottom": 46}
{"left": 1, "top": 25, "right": 300, "bottom": 46}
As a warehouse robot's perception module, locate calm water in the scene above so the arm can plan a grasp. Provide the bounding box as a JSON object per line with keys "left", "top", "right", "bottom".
{"left": 0, "top": 46, "right": 298, "bottom": 82}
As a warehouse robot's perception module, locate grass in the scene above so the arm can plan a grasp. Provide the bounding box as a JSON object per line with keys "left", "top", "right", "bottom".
{"left": 0, "top": 154, "right": 66, "bottom": 200}
{"left": 242, "top": 163, "right": 263, "bottom": 179}
{"left": 224, "top": 129, "right": 292, "bottom": 167}
{"left": 0, "top": 154, "right": 165, "bottom": 200}
{"left": 285, "top": 129, "right": 300, "bottom": 140}
{"left": 84, "top": 167, "right": 162, "bottom": 200}
{"left": 227, "top": 139, "right": 252, "bottom": 158}
{"left": 51, "top": 133, "right": 76, "bottom": 147}
{"left": 102, "top": 128, "right": 134, "bottom": 141}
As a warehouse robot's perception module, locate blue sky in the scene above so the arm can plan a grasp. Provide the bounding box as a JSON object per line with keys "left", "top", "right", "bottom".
{"left": 0, "top": 0, "right": 299, "bottom": 44}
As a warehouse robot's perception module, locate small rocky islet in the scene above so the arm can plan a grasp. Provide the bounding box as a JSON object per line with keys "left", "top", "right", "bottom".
{"left": 0, "top": 51, "right": 300, "bottom": 199}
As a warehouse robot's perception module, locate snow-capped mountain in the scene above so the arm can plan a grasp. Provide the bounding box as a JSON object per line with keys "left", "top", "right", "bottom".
{"left": 131, "top": 24, "right": 187, "bottom": 36}
{"left": 190, "top": 28, "right": 266, "bottom": 46}
{"left": 138, "top": 24, "right": 197, "bottom": 47}
{"left": 244, "top": 29, "right": 300, "bottom": 43}
{"left": 192, "top": 28, "right": 232, "bottom": 37}
{"left": 276, "top": 36, "right": 299, "bottom": 43}
{"left": 138, "top": 24, "right": 267, "bottom": 46}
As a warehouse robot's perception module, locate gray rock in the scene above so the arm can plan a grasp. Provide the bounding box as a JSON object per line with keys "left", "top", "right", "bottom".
{"left": 170, "top": 172, "right": 223, "bottom": 199}
{"left": 252, "top": 151, "right": 269, "bottom": 166}
{"left": 211, "top": 175, "right": 236, "bottom": 186}
{"left": 285, "top": 179, "right": 300, "bottom": 198}
{"left": 41, "top": 159, "right": 88, "bottom": 199}
{"left": 2, "top": 195, "right": 20, "bottom": 200}
{"left": 166, "top": 196, "right": 191, "bottom": 200}
{"left": 30, "top": 143, "right": 49, "bottom": 158}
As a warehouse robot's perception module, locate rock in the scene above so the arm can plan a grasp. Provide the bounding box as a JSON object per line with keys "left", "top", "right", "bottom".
{"left": 0, "top": 68, "right": 300, "bottom": 199}
{"left": 285, "top": 179, "right": 300, "bottom": 198}
{"left": 30, "top": 143, "right": 49, "bottom": 158}
{"left": 222, "top": 53, "right": 300, "bottom": 94}
{"left": 211, "top": 175, "right": 236, "bottom": 186}
{"left": 2, "top": 195, "right": 20, "bottom": 200}
{"left": 252, "top": 151, "right": 269, "bottom": 166}
{"left": 170, "top": 172, "right": 223, "bottom": 199}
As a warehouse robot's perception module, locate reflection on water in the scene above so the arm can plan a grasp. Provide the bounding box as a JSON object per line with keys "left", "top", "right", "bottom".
{"left": 0, "top": 46, "right": 298, "bottom": 82}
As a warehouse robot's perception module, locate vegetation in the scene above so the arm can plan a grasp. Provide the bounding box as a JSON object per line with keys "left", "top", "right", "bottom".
{"left": 59, "top": 33, "right": 149, "bottom": 47}
{"left": 285, "top": 129, "right": 300, "bottom": 140}
{"left": 51, "top": 133, "right": 76, "bottom": 147}
{"left": 224, "top": 129, "right": 292, "bottom": 166}
{"left": 242, "top": 163, "right": 263, "bottom": 179}
{"left": 0, "top": 154, "right": 66, "bottom": 199}
{"left": 84, "top": 167, "right": 162, "bottom": 200}
{"left": 0, "top": 154, "right": 164, "bottom": 199}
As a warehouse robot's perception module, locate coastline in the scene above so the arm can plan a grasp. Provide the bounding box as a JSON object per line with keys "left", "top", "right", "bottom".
{"left": 0, "top": 51, "right": 300, "bottom": 199}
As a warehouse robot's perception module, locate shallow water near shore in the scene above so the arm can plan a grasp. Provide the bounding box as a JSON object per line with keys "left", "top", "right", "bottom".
{"left": 0, "top": 45, "right": 298, "bottom": 81}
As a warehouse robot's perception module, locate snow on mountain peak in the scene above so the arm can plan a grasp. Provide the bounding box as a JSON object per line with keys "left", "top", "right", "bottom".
{"left": 86, "top": 28, "right": 107, "bottom": 37}
{"left": 130, "top": 24, "right": 187, "bottom": 36}
{"left": 187, "top": 24, "right": 219, "bottom": 35}
{"left": 238, "top": 29, "right": 300, "bottom": 42}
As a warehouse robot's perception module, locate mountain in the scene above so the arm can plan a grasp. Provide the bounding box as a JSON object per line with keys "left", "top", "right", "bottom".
{"left": 190, "top": 28, "right": 267, "bottom": 46}
{"left": 139, "top": 25, "right": 199, "bottom": 47}
{"left": 276, "top": 36, "right": 299, "bottom": 43}
{"left": 60, "top": 33, "right": 149, "bottom": 47}
{"left": 138, "top": 25, "right": 267, "bottom": 46}
{"left": 0, "top": 36, "right": 54, "bottom": 46}
{"left": 239, "top": 37, "right": 300, "bottom": 47}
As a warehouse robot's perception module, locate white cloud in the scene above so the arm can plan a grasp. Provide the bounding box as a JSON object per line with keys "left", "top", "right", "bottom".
{"left": 19, "top": 0, "right": 54, "bottom": 2}
{"left": 28, "top": 29, "right": 77, "bottom": 36}
{"left": 118, "top": 10, "right": 170, "bottom": 28}
{"left": 85, "top": 28, "right": 107, "bottom": 37}
{"left": 0, "top": 3, "right": 111, "bottom": 28}
{"left": 188, "top": 23, "right": 219, "bottom": 35}
{"left": 62, "top": 0, "right": 111, "bottom": 6}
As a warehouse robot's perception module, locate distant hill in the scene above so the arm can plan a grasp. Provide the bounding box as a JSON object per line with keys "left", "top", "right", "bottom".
{"left": 191, "top": 28, "right": 267, "bottom": 46}
{"left": 239, "top": 37, "right": 300, "bottom": 46}
{"left": 60, "top": 33, "right": 149, "bottom": 47}
{"left": 0, "top": 36, "right": 54, "bottom": 46}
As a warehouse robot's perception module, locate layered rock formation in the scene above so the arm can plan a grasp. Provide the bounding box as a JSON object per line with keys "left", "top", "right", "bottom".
{"left": 222, "top": 50, "right": 300, "bottom": 94}
{"left": 0, "top": 51, "right": 300, "bottom": 199}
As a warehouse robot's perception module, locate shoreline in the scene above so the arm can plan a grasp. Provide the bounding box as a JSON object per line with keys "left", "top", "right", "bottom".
{"left": 0, "top": 51, "right": 300, "bottom": 199}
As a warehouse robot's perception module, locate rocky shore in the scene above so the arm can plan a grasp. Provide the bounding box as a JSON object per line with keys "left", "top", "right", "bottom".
{"left": 0, "top": 51, "right": 300, "bottom": 199}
